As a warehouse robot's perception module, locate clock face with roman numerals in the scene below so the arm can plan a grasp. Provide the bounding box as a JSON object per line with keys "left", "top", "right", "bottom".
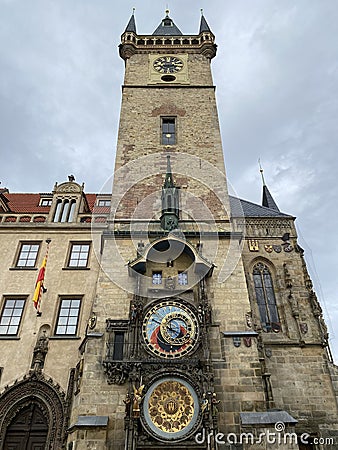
{"left": 153, "top": 56, "right": 184, "bottom": 74}
{"left": 142, "top": 299, "right": 199, "bottom": 358}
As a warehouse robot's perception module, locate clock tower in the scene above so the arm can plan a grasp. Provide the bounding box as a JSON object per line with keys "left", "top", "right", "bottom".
{"left": 85, "top": 10, "right": 261, "bottom": 449}
{"left": 66, "top": 9, "right": 338, "bottom": 450}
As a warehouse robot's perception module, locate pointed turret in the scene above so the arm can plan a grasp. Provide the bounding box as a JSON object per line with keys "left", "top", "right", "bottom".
{"left": 124, "top": 9, "right": 137, "bottom": 33}
{"left": 260, "top": 164, "right": 280, "bottom": 211}
{"left": 262, "top": 185, "right": 280, "bottom": 211}
{"left": 160, "top": 155, "right": 180, "bottom": 231}
{"left": 199, "top": 11, "right": 212, "bottom": 33}
{"left": 153, "top": 10, "right": 183, "bottom": 36}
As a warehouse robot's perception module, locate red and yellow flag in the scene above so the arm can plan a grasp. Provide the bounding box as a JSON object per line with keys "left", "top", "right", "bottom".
{"left": 33, "top": 240, "right": 50, "bottom": 314}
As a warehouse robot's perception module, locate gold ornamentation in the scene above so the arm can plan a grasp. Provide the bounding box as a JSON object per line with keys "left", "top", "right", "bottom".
{"left": 148, "top": 380, "right": 194, "bottom": 433}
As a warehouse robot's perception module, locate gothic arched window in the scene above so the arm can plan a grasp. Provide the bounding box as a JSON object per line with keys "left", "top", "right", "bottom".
{"left": 253, "top": 263, "right": 280, "bottom": 332}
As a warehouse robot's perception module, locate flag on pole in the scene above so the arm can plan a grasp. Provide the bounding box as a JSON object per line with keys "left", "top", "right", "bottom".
{"left": 33, "top": 239, "right": 50, "bottom": 315}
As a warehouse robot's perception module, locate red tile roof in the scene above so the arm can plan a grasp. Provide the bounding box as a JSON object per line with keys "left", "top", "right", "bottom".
{"left": 2, "top": 193, "right": 111, "bottom": 214}
{"left": 4, "top": 194, "right": 50, "bottom": 213}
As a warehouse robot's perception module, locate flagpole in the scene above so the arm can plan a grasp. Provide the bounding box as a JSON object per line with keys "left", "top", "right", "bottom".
{"left": 33, "top": 239, "right": 51, "bottom": 316}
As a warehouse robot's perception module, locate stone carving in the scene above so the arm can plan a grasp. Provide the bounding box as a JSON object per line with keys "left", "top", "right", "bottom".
{"left": 124, "top": 392, "right": 132, "bottom": 417}
{"left": 88, "top": 313, "right": 97, "bottom": 330}
{"left": 55, "top": 182, "right": 81, "bottom": 193}
{"left": 165, "top": 276, "right": 175, "bottom": 290}
{"left": 288, "top": 292, "right": 299, "bottom": 317}
{"left": 103, "top": 361, "right": 131, "bottom": 385}
{"left": 245, "top": 312, "right": 252, "bottom": 328}
{"left": 31, "top": 330, "right": 49, "bottom": 371}
{"left": 211, "top": 393, "right": 220, "bottom": 418}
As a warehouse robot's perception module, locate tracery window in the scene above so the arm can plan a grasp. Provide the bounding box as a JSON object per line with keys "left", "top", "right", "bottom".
{"left": 253, "top": 263, "right": 280, "bottom": 332}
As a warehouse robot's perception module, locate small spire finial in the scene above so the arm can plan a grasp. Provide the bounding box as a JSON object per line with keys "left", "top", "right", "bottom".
{"left": 201, "top": 8, "right": 204, "bottom": 15}
{"left": 165, "top": 8, "right": 170, "bottom": 16}
{"left": 258, "top": 158, "right": 266, "bottom": 186}
{"left": 132, "top": 7, "right": 135, "bottom": 14}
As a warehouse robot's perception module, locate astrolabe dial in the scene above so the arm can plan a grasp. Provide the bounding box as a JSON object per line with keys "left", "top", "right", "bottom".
{"left": 142, "top": 299, "right": 199, "bottom": 358}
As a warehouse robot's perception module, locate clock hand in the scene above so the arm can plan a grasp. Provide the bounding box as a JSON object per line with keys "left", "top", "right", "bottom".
{"left": 152, "top": 318, "right": 162, "bottom": 325}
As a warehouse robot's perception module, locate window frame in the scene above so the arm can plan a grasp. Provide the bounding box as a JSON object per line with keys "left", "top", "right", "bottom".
{"left": 52, "top": 198, "right": 77, "bottom": 223}
{"left": 39, "top": 198, "right": 52, "bottom": 207}
{"left": 152, "top": 271, "right": 163, "bottom": 285}
{"left": 97, "top": 199, "right": 111, "bottom": 207}
{"left": 253, "top": 262, "right": 280, "bottom": 332}
{"left": 0, "top": 297, "right": 26, "bottom": 336}
{"left": 161, "top": 117, "right": 176, "bottom": 145}
{"left": 178, "top": 271, "right": 188, "bottom": 286}
{"left": 112, "top": 331, "right": 125, "bottom": 360}
{"left": 66, "top": 242, "right": 91, "bottom": 269}
{"left": 54, "top": 297, "right": 82, "bottom": 336}
{"left": 15, "top": 241, "right": 41, "bottom": 268}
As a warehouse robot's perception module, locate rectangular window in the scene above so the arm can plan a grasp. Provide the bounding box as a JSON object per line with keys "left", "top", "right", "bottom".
{"left": 0, "top": 298, "right": 25, "bottom": 335}
{"left": 55, "top": 298, "right": 81, "bottom": 335}
{"left": 112, "top": 332, "right": 124, "bottom": 360}
{"left": 97, "top": 199, "right": 111, "bottom": 207}
{"left": 178, "top": 272, "right": 188, "bottom": 286}
{"left": 40, "top": 199, "right": 52, "bottom": 206}
{"left": 68, "top": 243, "right": 90, "bottom": 268}
{"left": 161, "top": 117, "right": 176, "bottom": 145}
{"left": 16, "top": 242, "right": 40, "bottom": 267}
{"left": 152, "top": 271, "right": 162, "bottom": 285}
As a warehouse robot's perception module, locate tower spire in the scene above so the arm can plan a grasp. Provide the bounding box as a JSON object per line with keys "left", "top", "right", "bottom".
{"left": 259, "top": 160, "right": 280, "bottom": 211}
{"left": 160, "top": 155, "right": 180, "bottom": 231}
{"left": 199, "top": 10, "right": 212, "bottom": 34}
{"left": 164, "top": 154, "right": 174, "bottom": 188}
{"left": 124, "top": 8, "right": 137, "bottom": 33}
{"left": 153, "top": 10, "right": 183, "bottom": 35}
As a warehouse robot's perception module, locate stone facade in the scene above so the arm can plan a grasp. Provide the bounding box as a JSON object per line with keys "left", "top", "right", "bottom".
{"left": 0, "top": 10, "right": 337, "bottom": 450}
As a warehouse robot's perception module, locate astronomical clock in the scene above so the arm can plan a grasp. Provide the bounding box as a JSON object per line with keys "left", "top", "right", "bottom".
{"left": 142, "top": 299, "right": 199, "bottom": 359}
{"left": 102, "top": 151, "right": 218, "bottom": 447}
{"left": 139, "top": 298, "right": 203, "bottom": 443}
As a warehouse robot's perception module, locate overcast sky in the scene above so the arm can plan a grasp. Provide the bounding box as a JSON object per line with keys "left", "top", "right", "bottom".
{"left": 1, "top": 0, "right": 337, "bottom": 361}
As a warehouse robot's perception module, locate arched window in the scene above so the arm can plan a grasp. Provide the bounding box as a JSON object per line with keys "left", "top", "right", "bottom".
{"left": 68, "top": 200, "right": 76, "bottom": 222}
{"left": 253, "top": 263, "right": 280, "bottom": 332}
{"left": 53, "top": 199, "right": 77, "bottom": 223}
{"left": 60, "top": 200, "right": 69, "bottom": 222}
{"left": 52, "top": 199, "right": 62, "bottom": 222}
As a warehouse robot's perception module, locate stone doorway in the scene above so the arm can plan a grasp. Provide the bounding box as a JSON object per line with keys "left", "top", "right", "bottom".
{"left": 3, "top": 403, "right": 48, "bottom": 450}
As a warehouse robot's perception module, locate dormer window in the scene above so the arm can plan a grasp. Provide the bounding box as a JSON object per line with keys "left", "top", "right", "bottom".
{"left": 97, "top": 199, "right": 111, "bottom": 207}
{"left": 163, "top": 18, "right": 173, "bottom": 27}
{"left": 40, "top": 199, "right": 52, "bottom": 207}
